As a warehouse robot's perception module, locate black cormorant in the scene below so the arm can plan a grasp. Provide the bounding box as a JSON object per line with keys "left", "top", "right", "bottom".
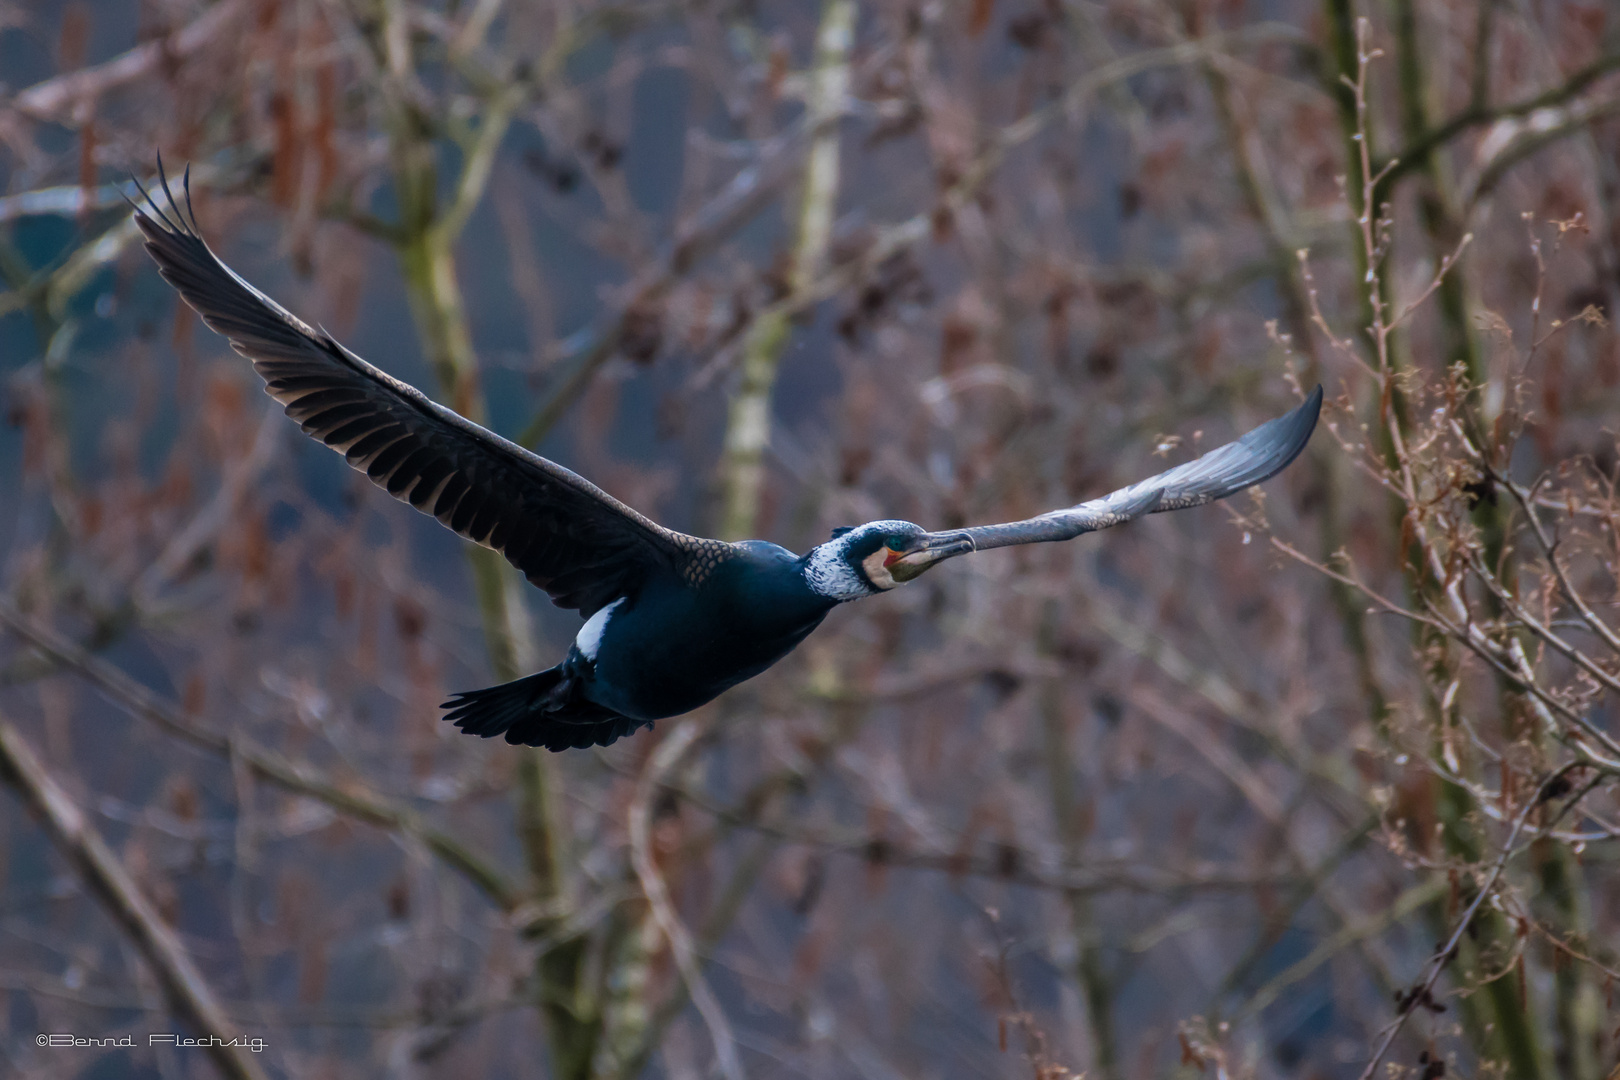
{"left": 131, "top": 166, "right": 1320, "bottom": 751}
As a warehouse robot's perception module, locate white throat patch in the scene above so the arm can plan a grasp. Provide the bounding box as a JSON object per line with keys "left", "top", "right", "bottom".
{"left": 803, "top": 544, "right": 874, "bottom": 600}
{"left": 575, "top": 597, "right": 626, "bottom": 661}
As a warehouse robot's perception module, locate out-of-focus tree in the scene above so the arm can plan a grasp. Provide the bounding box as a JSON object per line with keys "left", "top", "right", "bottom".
{"left": 2, "top": 1, "right": 1619, "bottom": 1078}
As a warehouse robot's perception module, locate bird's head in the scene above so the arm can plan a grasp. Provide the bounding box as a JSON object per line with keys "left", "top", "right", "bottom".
{"left": 803, "top": 520, "right": 976, "bottom": 600}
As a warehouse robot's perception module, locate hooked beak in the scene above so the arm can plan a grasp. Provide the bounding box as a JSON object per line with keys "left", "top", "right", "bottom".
{"left": 887, "top": 532, "right": 976, "bottom": 583}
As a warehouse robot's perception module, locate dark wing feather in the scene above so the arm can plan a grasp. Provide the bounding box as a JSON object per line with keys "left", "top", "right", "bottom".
{"left": 131, "top": 164, "right": 713, "bottom": 616}
{"left": 950, "top": 386, "right": 1321, "bottom": 551}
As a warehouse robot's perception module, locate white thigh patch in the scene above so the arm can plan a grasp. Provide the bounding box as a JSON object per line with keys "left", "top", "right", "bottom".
{"left": 575, "top": 597, "right": 626, "bottom": 661}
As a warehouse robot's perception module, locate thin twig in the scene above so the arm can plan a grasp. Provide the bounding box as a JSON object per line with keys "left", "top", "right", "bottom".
{"left": 135, "top": 407, "right": 282, "bottom": 605}
{"left": 1497, "top": 471, "right": 1620, "bottom": 658}
{"left": 1375, "top": 51, "right": 1620, "bottom": 189}
{"left": 1356, "top": 765, "right": 1581, "bottom": 1080}
{"left": 1235, "top": 876, "right": 1446, "bottom": 1022}
{"left": 628, "top": 720, "right": 745, "bottom": 1080}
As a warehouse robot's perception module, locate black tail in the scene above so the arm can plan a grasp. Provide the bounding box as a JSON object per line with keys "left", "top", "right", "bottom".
{"left": 441, "top": 669, "right": 652, "bottom": 752}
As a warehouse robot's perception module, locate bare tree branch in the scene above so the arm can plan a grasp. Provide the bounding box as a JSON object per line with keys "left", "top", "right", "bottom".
{"left": 0, "top": 712, "right": 272, "bottom": 1080}
{"left": 629, "top": 720, "right": 744, "bottom": 1080}
{"left": 11, "top": 0, "right": 251, "bottom": 123}
{"left": 0, "top": 600, "right": 522, "bottom": 910}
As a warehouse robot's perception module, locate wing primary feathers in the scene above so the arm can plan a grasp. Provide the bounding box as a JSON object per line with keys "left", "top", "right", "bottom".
{"left": 131, "top": 158, "right": 725, "bottom": 617}
{"left": 949, "top": 386, "right": 1321, "bottom": 552}
{"left": 1133, "top": 383, "right": 1322, "bottom": 511}
{"left": 126, "top": 153, "right": 196, "bottom": 240}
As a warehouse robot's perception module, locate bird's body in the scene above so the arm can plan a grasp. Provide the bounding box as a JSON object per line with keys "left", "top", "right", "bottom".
{"left": 595, "top": 544, "right": 831, "bottom": 711}
{"left": 131, "top": 164, "right": 1322, "bottom": 751}
{"left": 588, "top": 542, "right": 832, "bottom": 716}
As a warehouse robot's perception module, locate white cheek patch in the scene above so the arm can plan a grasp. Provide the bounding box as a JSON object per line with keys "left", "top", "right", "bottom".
{"left": 861, "top": 550, "right": 897, "bottom": 590}
{"left": 575, "top": 597, "right": 626, "bottom": 661}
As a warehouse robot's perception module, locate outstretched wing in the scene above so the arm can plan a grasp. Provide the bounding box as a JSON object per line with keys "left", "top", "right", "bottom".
{"left": 132, "top": 164, "right": 716, "bottom": 617}
{"left": 947, "top": 386, "right": 1322, "bottom": 551}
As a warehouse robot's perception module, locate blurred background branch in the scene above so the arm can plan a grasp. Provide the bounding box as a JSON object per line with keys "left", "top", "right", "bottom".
{"left": 0, "top": 712, "right": 271, "bottom": 1080}
{"left": 4, "top": 0, "right": 1620, "bottom": 1077}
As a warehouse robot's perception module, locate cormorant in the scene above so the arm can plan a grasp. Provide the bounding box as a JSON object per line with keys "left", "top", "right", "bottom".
{"left": 131, "top": 166, "right": 1321, "bottom": 751}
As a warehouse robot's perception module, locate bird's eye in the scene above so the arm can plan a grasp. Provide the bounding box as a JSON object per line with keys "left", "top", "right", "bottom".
{"left": 885, "top": 536, "right": 906, "bottom": 553}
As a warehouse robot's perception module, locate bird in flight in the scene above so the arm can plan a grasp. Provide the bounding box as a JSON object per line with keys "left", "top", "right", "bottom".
{"left": 132, "top": 164, "right": 1321, "bottom": 752}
